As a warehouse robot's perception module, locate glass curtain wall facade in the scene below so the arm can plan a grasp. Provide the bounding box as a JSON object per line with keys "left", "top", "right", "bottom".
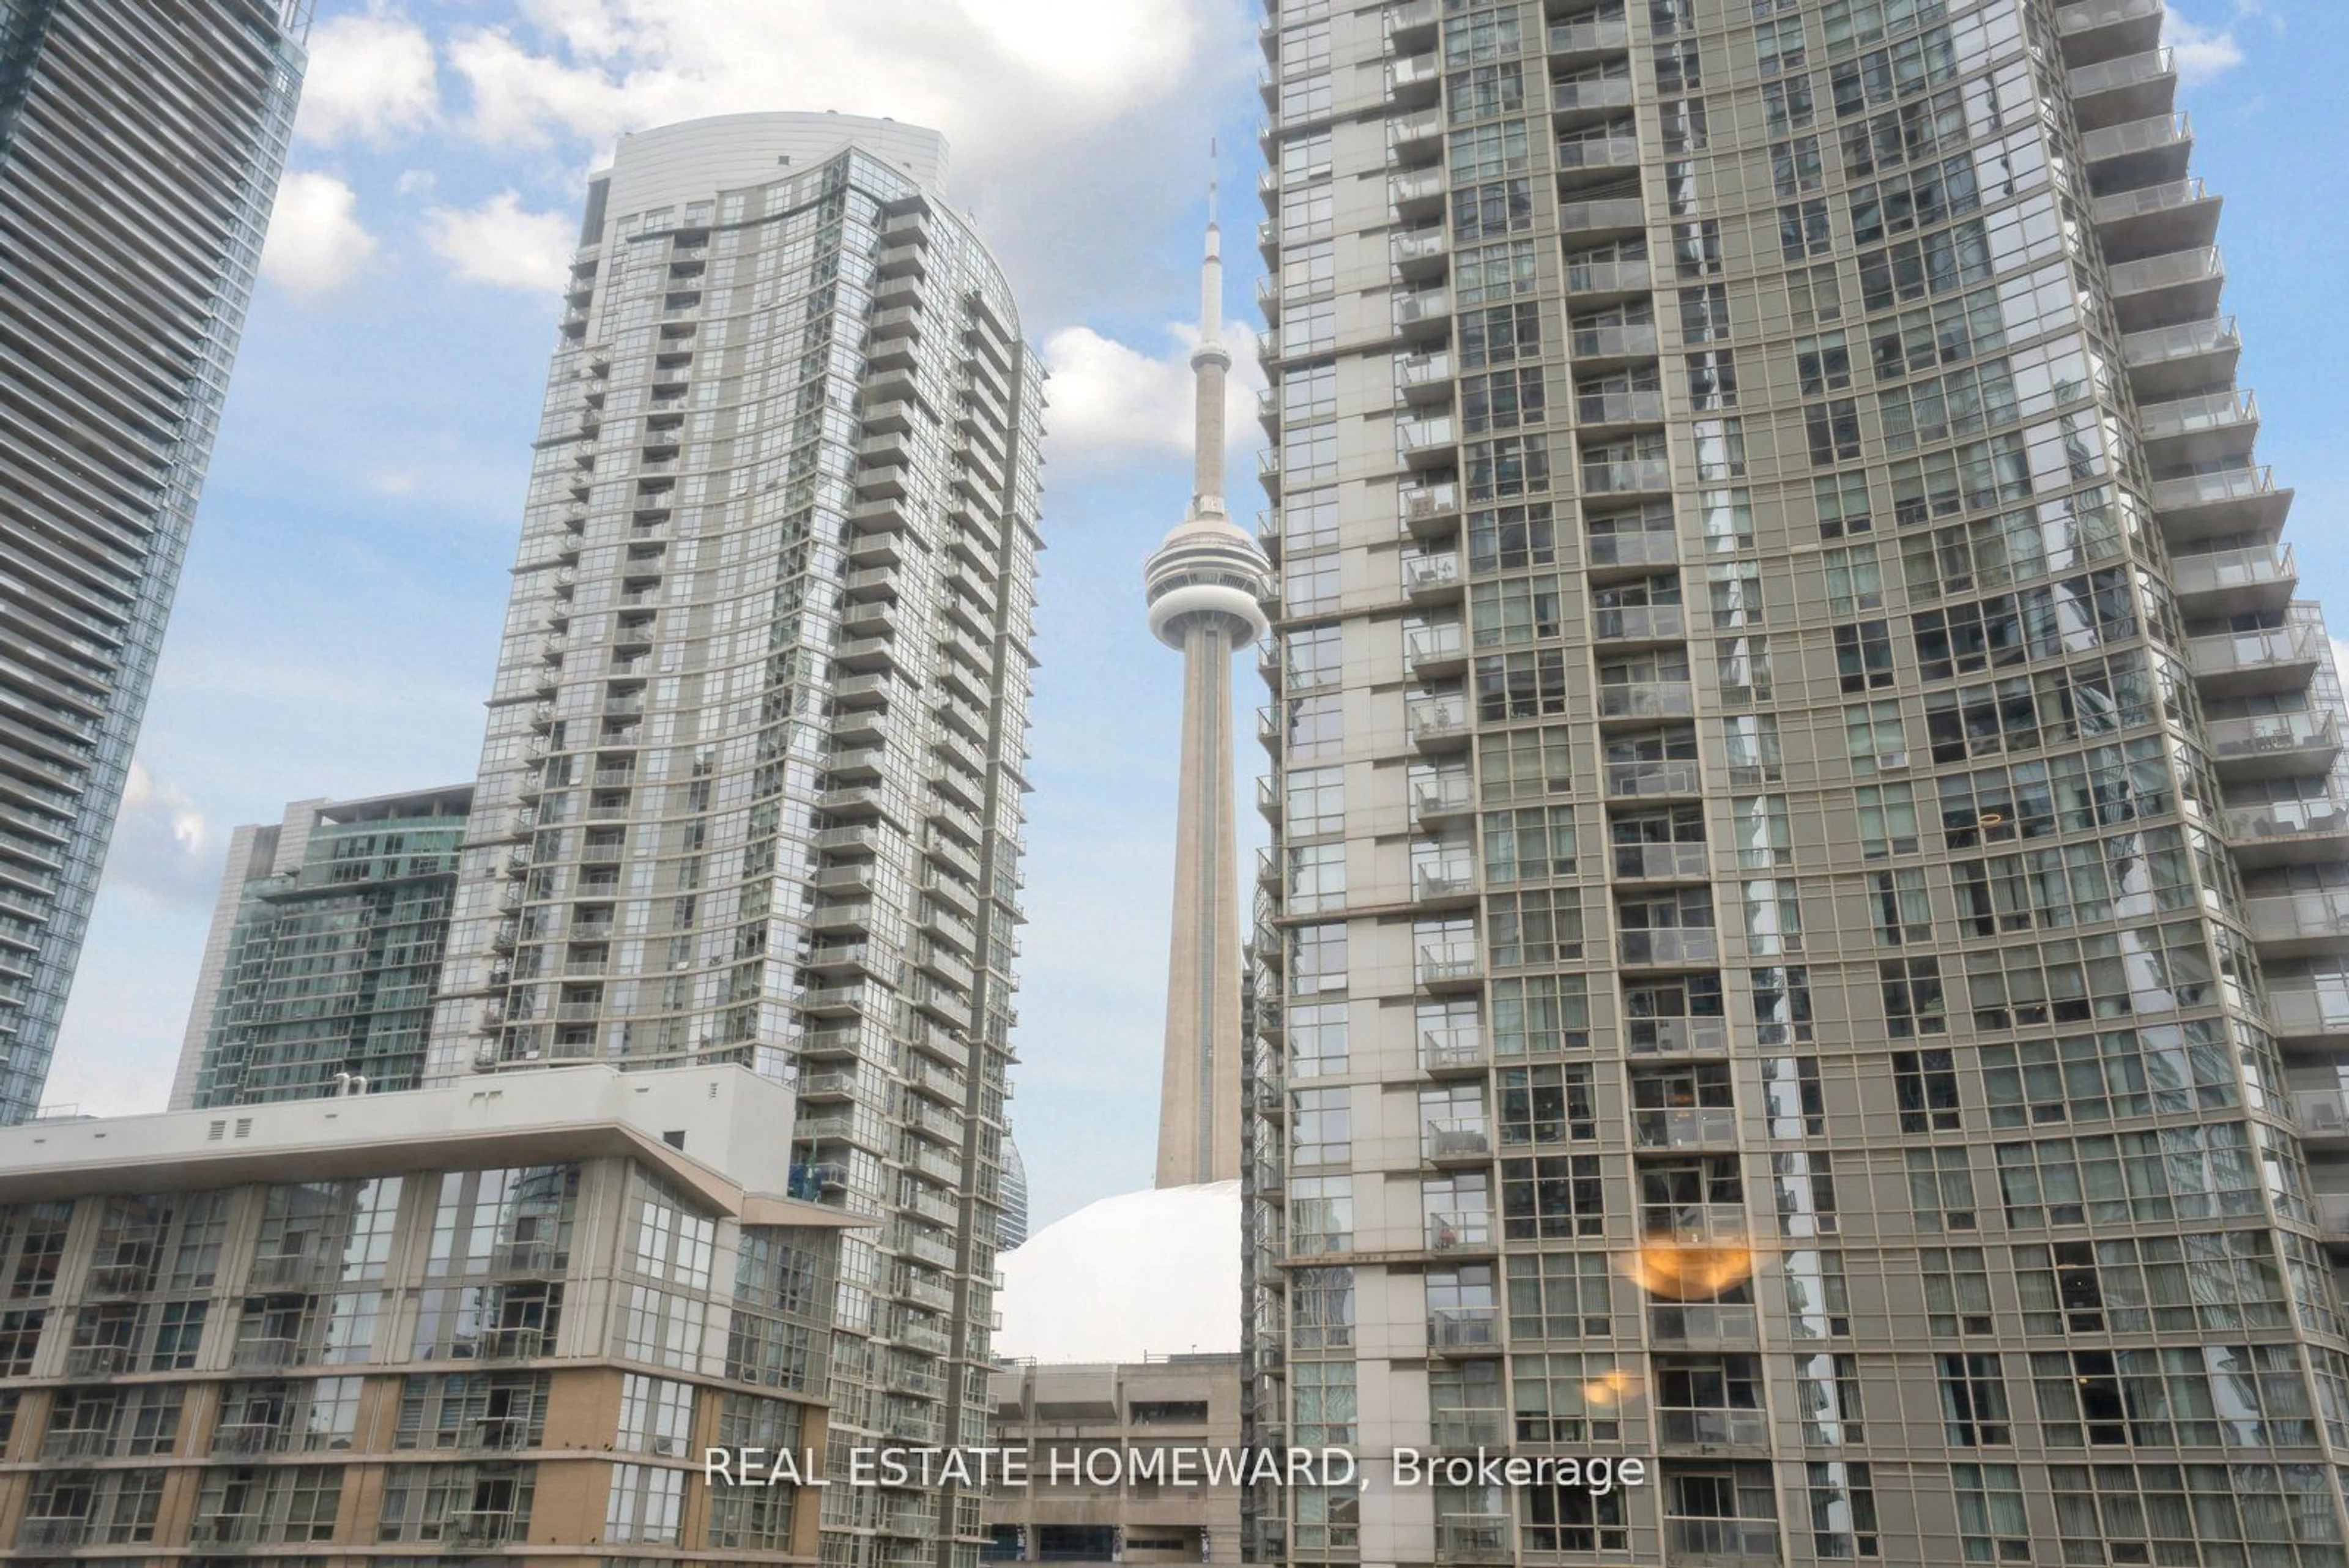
{"left": 179, "top": 787, "right": 472, "bottom": 1108}
{"left": 1243, "top": 0, "right": 2349, "bottom": 1561}
{"left": 0, "top": 0, "right": 308, "bottom": 1123}
{"left": 420, "top": 114, "right": 1042, "bottom": 1568}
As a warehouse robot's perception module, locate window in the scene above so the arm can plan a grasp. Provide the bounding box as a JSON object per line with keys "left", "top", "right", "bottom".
{"left": 1794, "top": 1351, "right": 1863, "bottom": 1443}
{"left": 1854, "top": 784, "right": 1916, "bottom": 858}
{"left": 1880, "top": 957, "right": 1946, "bottom": 1036}
{"left": 1807, "top": 1461, "right": 1880, "bottom": 1559}
{"left": 1921, "top": 1247, "right": 1995, "bottom": 1336}
{"left": 1293, "top": 1266, "right": 1354, "bottom": 1350}
{"left": 1468, "top": 501, "right": 1557, "bottom": 572}
{"left": 1293, "top": 1359, "right": 1356, "bottom": 1444}
{"left": 1498, "top": 1065, "right": 1596, "bottom": 1146}
{"left": 1907, "top": 1146, "right": 1975, "bottom": 1232}
{"left": 1289, "top": 924, "right": 1346, "bottom": 994}
{"left": 1290, "top": 1001, "right": 1348, "bottom": 1077}
{"left": 1290, "top": 1175, "right": 1353, "bottom": 1255}
{"left": 1513, "top": 1351, "right": 1627, "bottom": 1441}
{"left": 1784, "top": 1247, "right": 1850, "bottom": 1338}
{"left": 1490, "top": 975, "right": 1591, "bottom": 1056}
{"left": 1757, "top": 15, "right": 1808, "bottom": 73}
{"left": 1953, "top": 1463, "right": 2030, "bottom": 1562}
{"left": 1870, "top": 868, "right": 1932, "bottom": 944}
{"left": 1836, "top": 620, "right": 1894, "bottom": 692}
{"left": 1507, "top": 1252, "right": 1614, "bottom": 1339}
{"left": 1781, "top": 198, "right": 1832, "bottom": 258}
{"left": 1286, "top": 766, "right": 1343, "bottom": 837}
{"left": 1939, "top": 1352, "right": 2011, "bottom": 1444}
{"left": 1773, "top": 135, "right": 1825, "bottom": 195}
{"left": 1288, "top": 842, "right": 1346, "bottom": 913}
{"left": 1488, "top": 889, "right": 1581, "bottom": 967}
{"left": 1483, "top": 806, "right": 1575, "bottom": 882}
{"left": 1500, "top": 1154, "right": 1603, "bottom": 1239}
{"left": 1687, "top": 349, "right": 1737, "bottom": 409}
{"left": 1765, "top": 76, "right": 1817, "bottom": 133}
{"left": 1806, "top": 398, "right": 1861, "bottom": 464}
{"left": 1292, "top": 1087, "right": 1351, "bottom": 1167}
{"left": 1764, "top": 1057, "right": 1824, "bottom": 1139}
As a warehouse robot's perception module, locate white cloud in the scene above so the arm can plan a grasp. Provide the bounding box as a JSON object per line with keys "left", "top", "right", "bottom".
{"left": 103, "top": 762, "right": 215, "bottom": 914}
{"left": 2163, "top": 1, "right": 2280, "bottom": 84}
{"left": 1042, "top": 320, "right": 1264, "bottom": 478}
{"left": 259, "top": 170, "right": 378, "bottom": 295}
{"left": 432, "top": 0, "right": 1258, "bottom": 324}
{"left": 296, "top": 13, "right": 440, "bottom": 145}
{"left": 423, "top": 191, "right": 576, "bottom": 291}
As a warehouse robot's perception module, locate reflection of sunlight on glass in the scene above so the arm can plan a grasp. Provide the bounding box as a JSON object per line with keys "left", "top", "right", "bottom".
{"left": 1620, "top": 1236, "right": 1760, "bottom": 1300}
{"left": 1582, "top": 1367, "right": 1644, "bottom": 1410}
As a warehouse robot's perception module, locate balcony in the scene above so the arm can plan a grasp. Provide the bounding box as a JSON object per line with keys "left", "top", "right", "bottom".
{"left": 1405, "top": 625, "right": 1468, "bottom": 679}
{"left": 1436, "top": 1515, "right": 1513, "bottom": 1563}
{"left": 1398, "top": 415, "right": 1458, "bottom": 467}
{"left": 1598, "top": 681, "right": 1695, "bottom": 721}
{"left": 2082, "top": 111, "right": 2192, "bottom": 190}
{"left": 1608, "top": 759, "right": 1701, "bottom": 797}
{"left": 2244, "top": 890, "right": 2349, "bottom": 959}
{"left": 1615, "top": 841, "right": 1709, "bottom": 880}
{"left": 1594, "top": 603, "right": 1685, "bottom": 642}
{"left": 2315, "top": 1192, "right": 2349, "bottom": 1248}
{"left": 1563, "top": 255, "right": 1650, "bottom": 299}
{"left": 2119, "top": 309, "right": 2236, "bottom": 396}
{"left": 2153, "top": 466, "right": 2290, "bottom": 540}
{"left": 1402, "top": 551, "right": 1463, "bottom": 601}
{"left": 1428, "top": 1306, "right": 1501, "bottom": 1352}
{"left": 1395, "top": 346, "right": 1454, "bottom": 401}
{"left": 1635, "top": 1105, "right": 1739, "bottom": 1149}
{"left": 1389, "top": 166, "right": 1447, "bottom": 222}
{"left": 1628, "top": 1017, "right": 1731, "bottom": 1056}
{"left": 2068, "top": 46, "right": 2175, "bottom": 131}
{"left": 2108, "top": 245, "right": 2224, "bottom": 329}
{"left": 1386, "top": 51, "right": 1441, "bottom": 105}
{"left": 1587, "top": 529, "right": 1679, "bottom": 571}
{"left": 2104, "top": 173, "right": 2208, "bottom": 266}
{"left": 2170, "top": 542, "right": 2295, "bottom": 617}
{"left": 1416, "top": 863, "right": 1480, "bottom": 907}
{"left": 1409, "top": 698, "right": 1472, "bottom": 751}
{"left": 1577, "top": 388, "right": 1668, "bottom": 429}
{"left": 1387, "top": 106, "right": 1445, "bottom": 160}
{"left": 1421, "top": 1026, "right": 1488, "bottom": 1074}
{"left": 1547, "top": 17, "right": 1629, "bottom": 55}
{"left": 2266, "top": 978, "right": 2349, "bottom": 1046}
{"left": 2206, "top": 709, "right": 2339, "bottom": 784}
{"left": 2222, "top": 798, "right": 2349, "bottom": 868}
{"left": 1620, "top": 927, "right": 1720, "bottom": 965}
{"left": 1555, "top": 134, "right": 1641, "bottom": 182}
{"left": 2153, "top": 385, "right": 2260, "bottom": 468}
{"left": 1653, "top": 1307, "right": 1766, "bottom": 1344}
{"left": 1664, "top": 1518, "right": 1780, "bottom": 1560}
{"left": 1417, "top": 941, "right": 1484, "bottom": 990}
{"left": 1657, "top": 1407, "right": 1770, "bottom": 1447}
{"left": 1400, "top": 478, "right": 1463, "bottom": 535}
{"left": 1568, "top": 320, "right": 1659, "bottom": 362}
{"left": 2058, "top": 0, "right": 2162, "bottom": 63}
{"left": 1553, "top": 72, "right": 1636, "bottom": 117}
{"left": 1427, "top": 1211, "right": 1494, "bottom": 1253}
{"left": 1430, "top": 1410, "right": 1508, "bottom": 1448}
{"left": 1394, "top": 286, "right": 1452, "bottom": 337}
{"left": 1414, "top": 775, "right": 1475, "bottom": 823}
{"left": 2186, "top": 623, "right": 2321, "bottom": 697}
{"left": 1385, "top": 0, "right": 1439, "bottom": 50}
{"left": 2292, "top": 1090, "right": 2349, "bottom": 1149}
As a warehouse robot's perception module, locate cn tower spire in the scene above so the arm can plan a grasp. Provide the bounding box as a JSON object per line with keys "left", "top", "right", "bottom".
{"left": 1144, "top": 138, "right": 1272, "bottom": 1189}
{"left": 1189, "top": 138, "right": 1232, "bottom": 521}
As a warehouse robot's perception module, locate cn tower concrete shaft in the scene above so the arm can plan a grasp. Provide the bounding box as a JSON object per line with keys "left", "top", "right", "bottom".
{"left": 1157, "top": 619, "right": 1244, "bottom": 1186}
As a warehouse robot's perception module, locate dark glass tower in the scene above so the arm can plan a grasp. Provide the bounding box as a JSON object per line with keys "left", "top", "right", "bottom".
{"left": 0, "top": 0, "right": 310, "bottom": 1120}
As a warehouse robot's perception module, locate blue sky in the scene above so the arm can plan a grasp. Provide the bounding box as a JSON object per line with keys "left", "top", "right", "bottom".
{"left": 45, "top": 0, "right": 2345, "bottom": 1232}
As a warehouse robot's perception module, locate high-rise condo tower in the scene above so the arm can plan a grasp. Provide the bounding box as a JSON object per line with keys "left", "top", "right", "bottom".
{"left": 1242, "top": 1, "right": 2349, "bottom": 1561}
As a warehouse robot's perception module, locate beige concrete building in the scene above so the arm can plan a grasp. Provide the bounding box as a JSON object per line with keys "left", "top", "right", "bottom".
{"left": 985, "top": 1358, "right": 1245, "bottom": 1567}
{"left": 0, "top": 1064, "right": 853, "bottom": 1562}
{"left": 1241, "top": 0, "right": 2349, "bottom": 1561}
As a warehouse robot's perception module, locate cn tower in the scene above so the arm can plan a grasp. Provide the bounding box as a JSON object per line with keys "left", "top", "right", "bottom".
{"left": 1143, "top": 163, "right": 1272, "bottom": 1189}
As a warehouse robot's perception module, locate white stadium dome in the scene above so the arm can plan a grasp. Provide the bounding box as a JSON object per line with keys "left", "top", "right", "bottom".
{"left": 993, "top": 1181, "right": 1242, "bottom": 1362}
